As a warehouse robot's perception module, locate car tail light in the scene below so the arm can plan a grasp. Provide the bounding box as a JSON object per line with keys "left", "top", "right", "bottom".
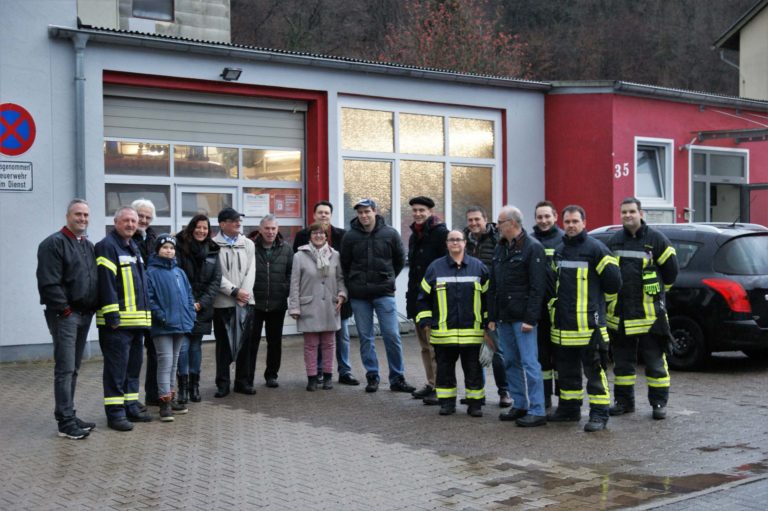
{"left": 702, "top": 278, "right": 752, "bottom": 313}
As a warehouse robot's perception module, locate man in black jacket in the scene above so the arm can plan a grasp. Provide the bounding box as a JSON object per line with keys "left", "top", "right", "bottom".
{"left": 244, "top": 214, "right": 293, "bottom": 389}
{"left": 36, "top": 199, "right": 98, "bottom": 439}
{"left": 405, "top": 196, "right": 448, "bottom": 405}
{"left": 293, "top": 201, "right": 359, "bottom": 385}
{"left": 488, "top": 206, "right": 549, "bottom": 427}
{"left": 340, "top": 198, "right": 415, "bottom": 394}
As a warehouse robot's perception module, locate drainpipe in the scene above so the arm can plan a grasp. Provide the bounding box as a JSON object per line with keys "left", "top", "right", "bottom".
{"left": 719, "top": 49, "right": 739, "bottom": 71}
{"left": 73, "top": 33, "right": 88, "bottom": 199}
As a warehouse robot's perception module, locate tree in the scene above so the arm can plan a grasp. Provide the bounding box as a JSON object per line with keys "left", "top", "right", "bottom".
{"left": 377, "top": 0, "right": 530, "bottom": 78}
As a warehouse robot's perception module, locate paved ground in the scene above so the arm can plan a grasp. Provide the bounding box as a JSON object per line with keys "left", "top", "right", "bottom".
{"left": 1, "top": 334, "right": 767, "bottom": 510}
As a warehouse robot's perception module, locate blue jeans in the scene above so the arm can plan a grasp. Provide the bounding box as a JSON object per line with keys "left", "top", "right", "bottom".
{"left": 178, "top": 334, "right": 202, "bottom": 376}
{"left": 336, "top": 318, "right": 352, "bottom": 375}
{"left": 154, "top": 334, "right": 185, "bottom": 396}
{"left": 45, "top": 310, "right": 93, "bottom": 424}
{"left": 351, "top": 296, "right": 405, "bottom": 384}
{"left": 497, "top": 321, "right": 545, "bottom": 416}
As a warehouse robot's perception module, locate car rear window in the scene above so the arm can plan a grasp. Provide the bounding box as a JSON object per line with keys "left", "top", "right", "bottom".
{"left": 714, "top": 234, "right": 768, "bottom": 275}
{"left": 670, "top": 241, "right": 699, "bottom": 269}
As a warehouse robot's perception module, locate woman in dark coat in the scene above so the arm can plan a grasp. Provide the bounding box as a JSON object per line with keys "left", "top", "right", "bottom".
{"left": 175, "top": 214, "right": 222, "bottom": 402}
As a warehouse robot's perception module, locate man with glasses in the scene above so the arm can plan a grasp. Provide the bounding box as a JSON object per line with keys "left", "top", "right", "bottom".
{"left": 415, "top": 230, "right": 489, "bottom": 417}
{"left": 212, "top": 208, "right": 256, "bottom": 398}
{"left": 488, "top": 206, "right": 549, "bottom": 427}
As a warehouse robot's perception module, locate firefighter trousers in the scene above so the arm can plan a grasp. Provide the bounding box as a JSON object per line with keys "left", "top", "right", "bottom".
{"left": 610, "top": 331, "right": 670, "bottom": 407}
{"left": 554, "top": 330, "right": 610, "bottom": 416}
{"left": 433, "top": 344, "right": 484, "bottom": 404}
{"left": 98, "top": 327, "right": 145, "bottom": 421}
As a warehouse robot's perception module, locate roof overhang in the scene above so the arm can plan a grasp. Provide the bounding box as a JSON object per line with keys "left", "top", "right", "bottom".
{"left": 695, "top": 127, "right": 768, "bottom": 144}
{"left": 47, "top": 25, "right": 551, "bottom": 92}
{"left": 713, "top": 0, "right": 768, "bottom": 50}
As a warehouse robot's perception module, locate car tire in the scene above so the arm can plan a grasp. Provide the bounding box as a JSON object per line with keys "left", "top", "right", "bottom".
{"left": 668, "top": 316, "right": 708, "bottom": 371}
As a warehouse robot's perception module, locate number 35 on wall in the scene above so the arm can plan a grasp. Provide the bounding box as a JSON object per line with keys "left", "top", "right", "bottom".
{"left": 614, "top": 162, "right": 630, "bottom": 178}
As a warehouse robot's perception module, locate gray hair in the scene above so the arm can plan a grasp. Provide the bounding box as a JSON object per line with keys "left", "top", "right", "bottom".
{"left": 114, "top": 206, "right": 138, "bottom": 222}
{"left": 260, "top": 214, "right": 278, "bottom": 226}
{"left": 131, "top": 198, "right": 156, "bottom": 218}
{"left": 66, "top": 198, "right": 88, "bottom": 214}
{"left": 499, "top": 205, "right": 523, "bottom": 226}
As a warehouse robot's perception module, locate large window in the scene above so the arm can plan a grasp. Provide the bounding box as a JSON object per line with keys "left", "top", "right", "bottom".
{"left": 691, "top": 147, "right": 748, "bottom": 222}
{"left": 635, "top": 138, "right": 673, "bottom": 207}
{"left": 340, "top": 100, "right": 500, "bottom": 245}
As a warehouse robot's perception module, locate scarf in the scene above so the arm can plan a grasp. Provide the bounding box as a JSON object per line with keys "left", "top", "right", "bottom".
{"left": 309, "top": 242, "right": 333, "bottom": 275}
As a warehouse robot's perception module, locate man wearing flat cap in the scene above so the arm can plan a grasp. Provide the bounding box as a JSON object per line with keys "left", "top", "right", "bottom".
{"left": 405, "top": 196, "right": 448, "bottom": 405}
{"left": 211, "top": 207, "right": 256, "bottom": 398}
{"left": 340, "top": 198, "right": 416, "bottom": 394}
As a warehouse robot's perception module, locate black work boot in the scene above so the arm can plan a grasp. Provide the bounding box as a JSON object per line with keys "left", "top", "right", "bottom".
{"left": 467, "top": 402, "right": 483, "bottom": 418}
{"left": 306, "top": 375, "right": 318, "bottom": 392}
{"left": 584, "top": 408, "right": 609, "bottom": 432}
{"left": 322, "top": 373, "right": 333, "bottom": 390}
{"left": 652, "top": 404, "right": 667, "bottom": 420}
{"left": 547, "top": 405, "right": 581, "bottom": 422}
{"left": 610, "top": 386, "right": 635, "bottom": 416}
{"left": 177, "top": 375, "right": 189, "bottom": 405}
{"left": 365, "top": 373, "right": 380, "bottom": 393}
{"left": 438, "top": 398, "right": 456, "bottom": 416}
{"left": 189, "top": 374, "right": 201, "bottom": 402}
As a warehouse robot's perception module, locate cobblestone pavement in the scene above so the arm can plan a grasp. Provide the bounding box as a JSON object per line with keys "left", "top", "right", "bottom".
{"left": 1, "top": 334, "right": 767, "bottom": 510}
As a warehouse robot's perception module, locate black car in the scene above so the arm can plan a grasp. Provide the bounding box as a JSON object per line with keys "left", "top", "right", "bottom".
{"left": 591, "top": 223, "right": 768, "bottom": 370}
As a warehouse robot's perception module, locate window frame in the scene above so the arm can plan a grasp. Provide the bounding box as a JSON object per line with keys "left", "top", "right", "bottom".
{"left": 132, "top": 0, "right": 175, "bottom": 22}
{"left": 688, "top": 145, "right": 749, "bottom": 223}
{"left": 337, "top": 97, "right": 503, "bottom": 236}
{"left": 634, "top": 137, "right": 674, "bottom": 208}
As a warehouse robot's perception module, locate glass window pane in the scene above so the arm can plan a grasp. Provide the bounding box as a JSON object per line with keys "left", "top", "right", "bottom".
{"left": 710, "top": 153, "right": 744, "bottom": 178}
{"left": 104, "top": 141, "right": 170, "bottom": 177}
{"left": 243, "top": 149, "right": 301, "bottom": 181}
{"left": 343, "top": 159, "right": 392, "bottom": 227}
{"left": 242, "top": 188, "right": 302, "bottom": 219}
{"left": 341, "top": 108, "right": 393, "bottom": 152}
{"left": 449, "top": 117, "right": 494, "bottom": 158}
{"left": 133, "top": 0, "right": 173, "bottom": 21}
{"left": 105, "top": 184, "right": 170, "bottom": 217}
{"left": 181, "top": 192, "right": 232, "bottom": 218}
{"left": 636, "top": 146, "right": 664, "bottom": 198}
{"left": 400, "top": 113, "right": 444, "bottom": 155}
{"left": 693, "top": 152, "right": 706, "bottom": 176}
{"left": 400, "top": 161, "right": 444, "bottom": 244}
{"left": 451, "top": 165, "right": 492, "bottom": 231}
{"left": 174, "top": 145, "right": 238, "bottom": 179}
{"left": 693, "top": 181, "right": 707, "bottom": 222}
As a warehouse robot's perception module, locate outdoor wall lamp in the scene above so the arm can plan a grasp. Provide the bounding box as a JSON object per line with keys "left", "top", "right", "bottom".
{"left": 220, "top": 67, "right": 242, "bottom": 81}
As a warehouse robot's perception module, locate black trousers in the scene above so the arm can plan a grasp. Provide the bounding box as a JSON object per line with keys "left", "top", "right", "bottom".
{"left": 241, "top": 308, "right": 287, "bottom": 382}
{"left": 213, "top": 307, "right": 251, "bottom": 388}
{"left": 555, "top": 330, "right": 610, "bottom": 416}
{"left": 537, "top": 317, "right": 557, "bottom": 397}
{"left": 143, "top": 333, "right": 158, "bottom": 401}
{"left": 99, "top": 327, "right": 144, "bottom": 420}
{"left": 434, "top": 344, "right": 484, "bottom": 403}
{"left": 611, "top": 330, "right": 670, "bottom": 407}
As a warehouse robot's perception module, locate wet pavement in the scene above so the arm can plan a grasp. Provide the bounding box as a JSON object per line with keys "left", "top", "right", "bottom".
{"left": 1, "top": 334, "right": 767, "bottom": 510}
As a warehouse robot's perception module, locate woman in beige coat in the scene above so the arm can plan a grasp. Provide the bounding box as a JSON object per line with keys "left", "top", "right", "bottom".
{"left": 289, "top": 222, "right": 348, "bottom": 391}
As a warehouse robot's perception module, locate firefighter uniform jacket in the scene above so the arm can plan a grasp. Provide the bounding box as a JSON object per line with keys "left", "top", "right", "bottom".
{"left": 95, "top": 230, "right": 151, "bottom": 328}
{"left": 606, "top": 221, "right": 678, "bottom": 336}
{"left": 415, "top": 254, "right": 489, "bottom": 345}
{"left": 551, "top": 230, "right": 621, "bottom": 346}
{"left": 533, "top": 224, "right": 564, "bottom": 262}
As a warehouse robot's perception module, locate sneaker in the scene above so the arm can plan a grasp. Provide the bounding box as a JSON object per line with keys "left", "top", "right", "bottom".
{"left": 338, "top": 373, "right": 360, "bottom": 386}
{"left": 58, "top": 422, "right": 90, "bottom": 440}
{"left": 390, "top": 379, "right": 416, "bottom": 393}
{"left": 411, "top": 384, "right": 434, "bottom": 399}
{"left": 516, "top": 414, "right": 547, "bottom": 427}
{"left": 127, "top": 410, "right": 152, "bottom": 423}
{"left": 584, "top": 418, "right": 608, "bottom": 432}
{"left": 107, "top": 417, "right": 134, "bottom": 432}
{"left": 171, "top": 401, "right": 188, "bottom": 414}
{"left": 547, "top": 407, "right": 581, "bottom": 422}
{"left": 609, "top": 402, "right": 635, "bottom": 416}
{"left": 74, "top": 417, "right": 96, "bottom": 432}
{"left": 652, "top": 405, "right": 667, "bottom": 420}
{"left": 365, "top": 374, "right": 380, "bottom": 393}
{"left": 265, "top": 378, "right": 279, "bottom": 388}
{"left": 499, "top": 391, "right": 512, "bottom": 408}
{"left": 499, "top": 407, "right": 527, "bottom": 421}
{"left": 159, "top": 402, "right": 174, "bottom": 422}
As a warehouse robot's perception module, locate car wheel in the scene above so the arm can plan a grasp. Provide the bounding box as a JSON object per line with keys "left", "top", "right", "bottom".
{"left": 668, "top": 316, "right": 708, "bottom": 371}
{"left": 742, "top": 349, "right": 768, "bottom": 361}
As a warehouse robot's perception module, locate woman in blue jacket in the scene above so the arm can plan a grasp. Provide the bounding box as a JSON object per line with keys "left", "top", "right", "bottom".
{"left": 147, "top": 234, "right": 196, "bottom": 422}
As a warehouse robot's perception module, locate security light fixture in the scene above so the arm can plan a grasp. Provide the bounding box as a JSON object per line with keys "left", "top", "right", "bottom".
{"left": 220, "top": 67, "right": 242, "bottom": 81}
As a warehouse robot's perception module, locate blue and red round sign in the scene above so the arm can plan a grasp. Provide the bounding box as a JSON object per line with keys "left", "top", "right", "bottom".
{"left": 0, "top": 103, "right": 36, "bottom": 156}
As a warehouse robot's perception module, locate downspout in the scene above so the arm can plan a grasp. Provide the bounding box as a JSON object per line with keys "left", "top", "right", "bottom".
{"left": 718, "top": 49, "right": 739, "bottom": 71}
{"left": 73, "top": 33, "right": 88, "bottom": 199}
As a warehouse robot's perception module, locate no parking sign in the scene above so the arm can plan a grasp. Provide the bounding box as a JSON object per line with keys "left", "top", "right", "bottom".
{"left": 0, "top": 103, "right": 36, "bottom": 156}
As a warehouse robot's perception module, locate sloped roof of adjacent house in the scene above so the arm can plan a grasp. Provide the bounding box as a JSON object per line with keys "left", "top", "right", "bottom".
{"left": 713, "top": 0, "right": 768, "bottom": 50}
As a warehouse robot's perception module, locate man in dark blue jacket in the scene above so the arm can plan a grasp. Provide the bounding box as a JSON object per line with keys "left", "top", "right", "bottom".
{"left": 36, "top": 199, "right": 98, "bottom": 439}
{"left": 488, "top": 206, "right": 549, "bottom": 427}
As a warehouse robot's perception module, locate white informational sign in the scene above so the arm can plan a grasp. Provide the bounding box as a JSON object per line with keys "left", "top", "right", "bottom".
{"left": 0, "top": 161, "right": 33, "bottom": 191}
{"left": 243, "top": 192, "right": 270, "bottom": 217}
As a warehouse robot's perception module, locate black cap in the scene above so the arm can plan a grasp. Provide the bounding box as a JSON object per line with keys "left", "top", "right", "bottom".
{"left": 154, "top": 233, "right": 176, "bottom": 253}
{"left": 408, "top": 196, "right": 435, "bottom": 209}
{"left": 218, "top": 207, "right": 244, "bottom": 223}
{"left": 353, "top": 198, "right": 377, "bottom": 210}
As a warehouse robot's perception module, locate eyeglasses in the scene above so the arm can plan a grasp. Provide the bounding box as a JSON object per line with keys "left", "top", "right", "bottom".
{"left": 447, "top": 238, "right": 465, "bottom": 243}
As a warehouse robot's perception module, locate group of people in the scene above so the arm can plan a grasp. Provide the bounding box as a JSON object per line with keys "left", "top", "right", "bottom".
{"left": 36, "top": 192, "right": 677, "bottom": 439}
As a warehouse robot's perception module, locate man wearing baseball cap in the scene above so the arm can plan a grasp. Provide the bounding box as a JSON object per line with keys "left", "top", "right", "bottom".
{"left": 340, "top": 198, "right": 415, "bottom": 393}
